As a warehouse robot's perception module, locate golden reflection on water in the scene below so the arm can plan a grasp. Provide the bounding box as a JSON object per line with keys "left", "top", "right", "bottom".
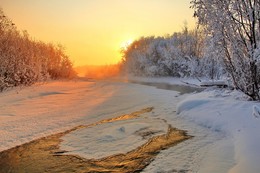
{"left": 0, "top": 107, "right": 191, "bottom": 173}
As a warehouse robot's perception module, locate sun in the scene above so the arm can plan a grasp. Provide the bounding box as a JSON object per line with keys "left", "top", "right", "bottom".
{"left": 121, "top": 39, "right": 133, "bottom": 50}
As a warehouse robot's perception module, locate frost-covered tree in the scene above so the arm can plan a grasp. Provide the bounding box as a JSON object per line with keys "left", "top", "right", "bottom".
{"left": 121, "top": 26, "right": 226, "bottom": 79}
{"left": 0, "top": 8, "right": 76, "bottom": 91}
{"left": 191, "top": 0, "right": 260, "bottom": 100}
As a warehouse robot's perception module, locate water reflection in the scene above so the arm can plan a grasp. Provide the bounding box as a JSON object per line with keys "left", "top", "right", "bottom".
{"left": 130, "top": 81, "right": 203, "bottom": 94}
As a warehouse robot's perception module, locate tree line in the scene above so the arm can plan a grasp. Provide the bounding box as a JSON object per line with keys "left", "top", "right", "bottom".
{"left": 0, "top": 8, "right": 76, "bottom": 92}
{"left": 121, "top": 25, "right": 227, "bottom": 80}
{"left": 122, "top": 0, "right": 260, "bottom": 100}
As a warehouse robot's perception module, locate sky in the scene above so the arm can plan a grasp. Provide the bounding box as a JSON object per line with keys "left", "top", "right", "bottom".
{"left": 1, "top": 0, "right": 196, "bottom": 66}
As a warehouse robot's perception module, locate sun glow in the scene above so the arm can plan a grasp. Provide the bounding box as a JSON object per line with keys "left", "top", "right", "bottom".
{"left": 1, "top": 0, "right": 196, "bottom": 66}
{"left": 121, "top": 39, "right": 134, "bottom": 51}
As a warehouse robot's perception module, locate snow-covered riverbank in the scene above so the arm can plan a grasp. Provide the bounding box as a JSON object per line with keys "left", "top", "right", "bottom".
{"left": 0, "top": 78, "right": 259, "bottom": 172}
{"left": 176, "top": 89, "right": 260, "bottom": 173}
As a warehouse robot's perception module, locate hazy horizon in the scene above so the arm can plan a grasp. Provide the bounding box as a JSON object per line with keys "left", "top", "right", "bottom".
{"left": 1, "top": 0, "right": 196, "bottom": 66}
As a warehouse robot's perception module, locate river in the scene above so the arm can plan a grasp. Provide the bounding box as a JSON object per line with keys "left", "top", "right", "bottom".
{"left": 0, "top": 79, "right": 235, "bottom": 172}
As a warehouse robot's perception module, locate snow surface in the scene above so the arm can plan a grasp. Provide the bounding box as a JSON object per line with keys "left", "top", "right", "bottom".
{"left": 176, "top": 89, "right": 260, "bottom": 173}
{"left": 61, "top": 116, "right": 168, "bottom": 159}
{"left": 1, "top": 77, "right": 260, "bottom": 172}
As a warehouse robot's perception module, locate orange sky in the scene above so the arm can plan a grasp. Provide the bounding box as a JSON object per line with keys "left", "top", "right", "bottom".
{"left": 1, "top": 0, "right": 196, "bottom": 66}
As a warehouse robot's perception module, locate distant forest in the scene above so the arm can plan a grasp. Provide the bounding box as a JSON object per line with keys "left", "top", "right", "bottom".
{"left": 122, "top": 0, "right": 260, "bottom": 100}
{"left": 0, "top": 8, "right": 76, "bottom": 91}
